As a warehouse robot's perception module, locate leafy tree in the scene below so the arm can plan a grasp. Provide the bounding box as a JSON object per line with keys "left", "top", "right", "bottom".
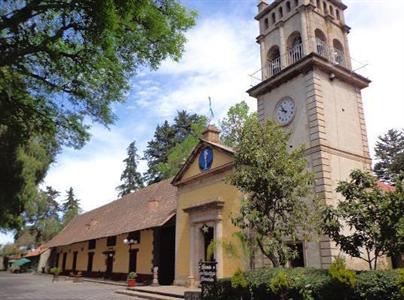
{"left": 144, "top": 111, "right": 206, "bottom": 183}
{"left": 229, "top": 116, "right": 315, "bottom": 267}
{"left": 0, "top": 243, "right": 21, "bottom": 257}
{"left": 117, "top": 141, "right": 144, "bottom": 197}
{"left": 321, "top": 169, "right": 404, "bottom": 270}
{"left": 62, "top": 187, "right": 80, "bottom": 226}
{"left": 374, "top": 129, "right": 404, "bottom": 182}
{"left": 16, "top": 186, "right": 62, "bottom": 245}
{"left": 0, "top": 85, "right": 58, "bottom": 229}
{"left": 157, "top": 116, "right": 207, "bottom": 178}
{"left": 0, "top": 0, "right": 196, "bottom": 228}
{"left": 14, "top": 229, "right": 35, "bottom": 249}
{"left": 219, "top": 101, "right": 251, "bottom": 148}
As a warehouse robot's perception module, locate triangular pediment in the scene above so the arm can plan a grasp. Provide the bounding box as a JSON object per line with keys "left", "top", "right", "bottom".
{"left": 172, "top": 139, "right": 234, "bottom": 186}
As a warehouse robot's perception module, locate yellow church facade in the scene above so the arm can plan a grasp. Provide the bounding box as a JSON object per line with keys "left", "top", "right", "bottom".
{"left": 171, "top": 126, "right": 244, "bottom": 286}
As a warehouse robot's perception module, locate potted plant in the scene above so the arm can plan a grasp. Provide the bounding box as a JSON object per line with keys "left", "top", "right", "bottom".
{"left": 50, "top": 267, "right": 61, "bottom": 282}
{"left": 127, "top": 272, "right": 137, "bottom": 287}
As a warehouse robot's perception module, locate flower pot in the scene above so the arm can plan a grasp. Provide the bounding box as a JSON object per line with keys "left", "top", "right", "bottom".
{"left": 127, "top": 279, "right": 136, "bottom": 287}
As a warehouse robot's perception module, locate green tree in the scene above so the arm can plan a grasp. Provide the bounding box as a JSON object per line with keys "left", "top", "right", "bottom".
{"left": 219, "top": 101, "right": 251, "bottom": 148}
{"left": 62, "top": 187, "right": 80, "bottom": 226}
{"left": 117, "top": 141, "right": 144, "bottom": 197}
{"left": 144, "top": 111, "right": 206, "bottom": 183}
{"left": 0, "top": 243, "right": 21, "bottom": 257}
{"left": 374, "top": 129, "right": 404, "bottom": 182}
{"left": 321, "top": 169, "right": 404, "bottom": 270}
{"left": 21, "top": 186, "right": 62, "bottom": 244}
{"left": 0, "top": 82, "right": 58, "bottom": 229}
{"left": 158, "top": 116, "right": 207, "bottom": 178}
{"left": 144, "top": 120, "right": 176, "bottom": 184}
{"left": 0, "top": 0, "right": 196, "bottom": 228}
{"left": 229, "top": 116, "right": 315, "bottom": 267}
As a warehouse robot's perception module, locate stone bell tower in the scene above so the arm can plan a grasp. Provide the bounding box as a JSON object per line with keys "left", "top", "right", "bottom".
{"left": 248, "top": 0, "right": 372, "bottom": 269}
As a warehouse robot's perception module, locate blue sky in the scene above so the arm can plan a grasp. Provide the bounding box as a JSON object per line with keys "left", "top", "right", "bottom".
{"left": 1, "top": 0, "right": 404, "bottom": 244}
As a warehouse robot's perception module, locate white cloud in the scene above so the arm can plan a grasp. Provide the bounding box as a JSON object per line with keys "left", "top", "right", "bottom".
{"left": 131, "top": 17, "right": 260, "bottom": 120}
{"left": 346, "top": 0, "right": 404, "bottom": 157}
{"left": 44, "top": 126, "right": 128, "bottom": 212}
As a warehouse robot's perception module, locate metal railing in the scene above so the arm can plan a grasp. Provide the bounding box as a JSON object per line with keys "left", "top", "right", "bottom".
{"left": 315, "top": 39, "right": 346, "bottom": 67}
{"left": 249, "top": 39, "right": 355, "bottom": 85}
{"left": 269, "top": 56, "right": 282, "bottom": 77}
{"left": 288, "top": 43, "right": 304, "bottom": 65}
{"left": 316, "top": 38, "right": 328, "bottom": 58}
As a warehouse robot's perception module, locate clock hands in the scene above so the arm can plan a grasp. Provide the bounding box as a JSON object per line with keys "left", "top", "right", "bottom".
{"left": 280, "top": 104, "right": 287, "bottom": 114}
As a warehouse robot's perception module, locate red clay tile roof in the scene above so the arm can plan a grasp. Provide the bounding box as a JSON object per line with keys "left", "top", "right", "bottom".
{"left": 46, "top": 179, "right": 177, "bottom": 247}
{"left": 24, "top": 245, "right": 48, "bottom": 258}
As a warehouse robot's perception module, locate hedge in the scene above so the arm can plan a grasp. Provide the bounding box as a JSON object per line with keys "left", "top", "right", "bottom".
{"left": 201, "top": 268, "right": 403, "bottom": 300}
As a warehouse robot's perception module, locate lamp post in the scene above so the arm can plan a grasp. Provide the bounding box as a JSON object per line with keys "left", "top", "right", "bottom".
{"left": 123, "top": 237, "right": 138, "bottom": 275}
{"left": 123, "top": 238, "right": 137, "bottom": 250}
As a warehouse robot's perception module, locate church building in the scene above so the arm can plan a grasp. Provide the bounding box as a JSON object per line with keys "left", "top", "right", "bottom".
{"left": 45, "top": 0, "right": 390, "bottom": 288}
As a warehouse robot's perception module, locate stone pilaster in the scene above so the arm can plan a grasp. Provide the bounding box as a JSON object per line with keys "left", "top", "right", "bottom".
{"left": 355, "top": 89, "right": 372, "bottom": 170}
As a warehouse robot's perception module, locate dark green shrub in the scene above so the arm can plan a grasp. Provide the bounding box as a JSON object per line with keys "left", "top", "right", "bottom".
{"left": 398, "top": 268, "right": 404, "bottom": 297}
{"left": 231, "top": 268, "right": 248, "bottom": 288}
{"left": 328, "top": 257, "right": 356, "bottom": 288}
{"left": 268, "top": 270, "right": 292, "bottom": 300}
{"left": 354, "top": 270, "right": 401, "bottom": 300}
{"left": 202, "top": 268, "right": 402, "bottom": 300}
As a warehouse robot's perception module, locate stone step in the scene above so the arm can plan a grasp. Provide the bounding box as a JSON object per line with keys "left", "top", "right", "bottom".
{"left": 115, "top": 289, "right": 183, "bottom": 300}
{"left": 130, "top": 287, "right": 184, "bottom": 299}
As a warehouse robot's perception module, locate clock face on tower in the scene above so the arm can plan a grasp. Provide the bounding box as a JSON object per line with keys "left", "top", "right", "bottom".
{"left": 274, "top": 97, "right": 296, "bottom": 126}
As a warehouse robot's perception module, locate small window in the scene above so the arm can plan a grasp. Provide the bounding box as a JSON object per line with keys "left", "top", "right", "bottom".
{"left": 107, "top": 236, "right": 116, "bottom": 247}
{"left": 288, "top": 242, "right": 305, "bottom": 267}
{"left": 336, "top": 10, "right": 340, "bottom": 20}
{"left": 323, "top": 2, "right": 328, "bottom": 14}
{"left": 329, "top": 5, "right": 334, "bottom": 16}
{"left": 264, "top": 18, "right": 269, "bottom": 29}
{"left": 88, "top": 239, "right": 96, "bottom": 250}
{"left": 279, "top": 7, "right": 283, "bottom": 18}
{"left": 294, "top": 0, "right": 299, "bottom": 7}
{"left": 272, "top": 12, "right": 276, "bottom": 24}
{"left": 316, "top": 0, "right": 320, "bottom": 10}
{"left": 286, "top": 1, "right": 291, "bottom": 12}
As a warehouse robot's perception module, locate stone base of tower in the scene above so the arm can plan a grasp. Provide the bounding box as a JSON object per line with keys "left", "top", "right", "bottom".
{"left": 253, "top": 238, "right": 391, "bottom": 270}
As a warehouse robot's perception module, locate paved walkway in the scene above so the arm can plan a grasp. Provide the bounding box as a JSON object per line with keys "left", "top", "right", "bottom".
{"left": 0, "top": 272, "right": 143, "bottom": 300}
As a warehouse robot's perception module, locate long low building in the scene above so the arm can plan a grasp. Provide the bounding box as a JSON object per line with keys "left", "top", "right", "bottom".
{"left": 45, "top": 179, "right": 177, "bottom": 284}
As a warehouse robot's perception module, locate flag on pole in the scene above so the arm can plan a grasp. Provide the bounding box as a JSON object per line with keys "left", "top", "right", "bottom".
{"left": 208, "top": 97, "right": 214, "bottom": 121}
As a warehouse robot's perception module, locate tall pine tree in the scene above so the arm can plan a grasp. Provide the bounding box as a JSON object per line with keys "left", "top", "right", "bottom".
{"left": 117, "top": 141, "right": 144, "bottom": 197}
{"left": 62, "top": 187, "right": 80, "bottom": 226}
{"left": 374, "top": 129, "right": 404, "bottom": 182}
{"left": 144, "top": 111, "right": 206, "bottom": 184}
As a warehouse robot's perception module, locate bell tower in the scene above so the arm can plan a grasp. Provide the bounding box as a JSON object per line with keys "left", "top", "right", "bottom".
{"left": 248, "top": 0, "right": 372, "bottom": 269}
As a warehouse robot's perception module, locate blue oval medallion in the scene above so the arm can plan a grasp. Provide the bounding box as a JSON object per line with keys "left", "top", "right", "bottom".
{"left": 199, "top": 147, "right": 213, "bottom": 171}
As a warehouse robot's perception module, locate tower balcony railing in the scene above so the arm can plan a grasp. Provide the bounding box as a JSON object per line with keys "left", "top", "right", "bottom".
{"left": 249, "top": 39, "right": 354, "bottom": 85}
{"left": 288, "top": 43, "right": 304, "bottom": 65}
{"left": 315, "top": 39, "right": 346, "bottom": 68}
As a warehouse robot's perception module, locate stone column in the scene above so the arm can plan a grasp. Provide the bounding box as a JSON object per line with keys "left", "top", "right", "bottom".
{"left": 299, "top": 7, "right": 310, "bottom": 55}
{"left": 278, "top": 22, "right": 287, "bottom": 69}
{"left": 188, "top": 224, "right": 196, "bottom": 288}
{"left": 215, "top": 218, "right": 224, "bottom": 278}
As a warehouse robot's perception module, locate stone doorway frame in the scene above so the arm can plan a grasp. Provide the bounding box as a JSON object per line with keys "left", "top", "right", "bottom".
{"left": 183, "top": 199, "right": 224, "bottom": 287}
